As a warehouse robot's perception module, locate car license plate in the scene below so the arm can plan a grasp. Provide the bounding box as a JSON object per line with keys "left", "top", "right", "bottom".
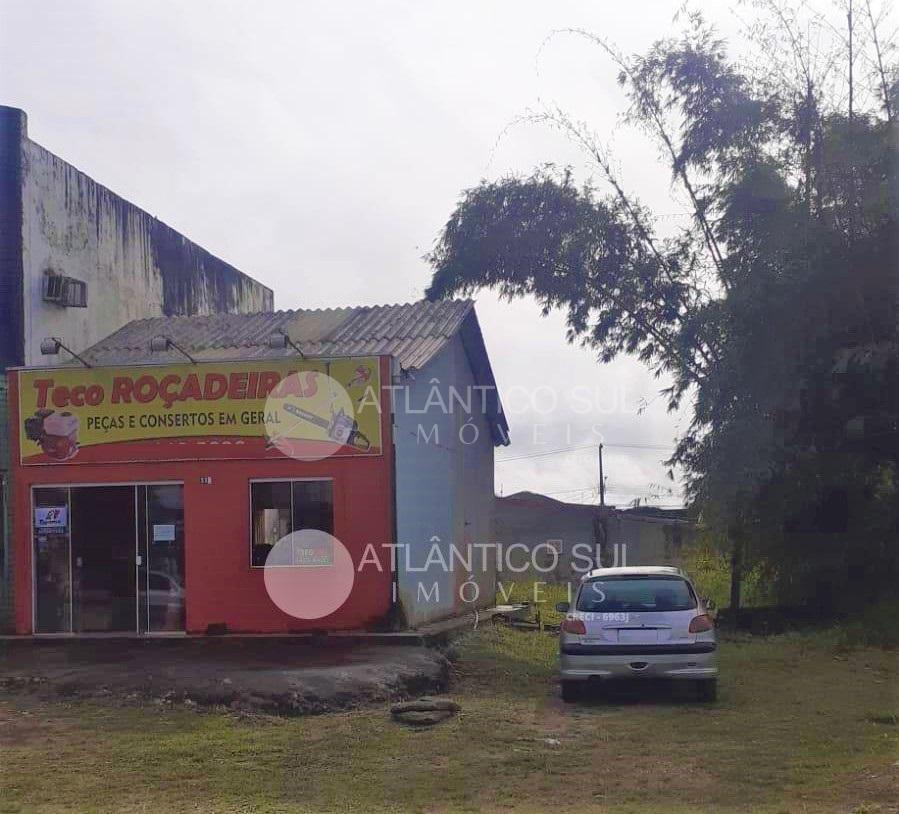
{"left": 618, "top": 629, "right": 659, "bottom": 644}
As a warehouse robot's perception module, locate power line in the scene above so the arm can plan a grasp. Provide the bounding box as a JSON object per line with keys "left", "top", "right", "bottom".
{"left": 605, "top": 443, "right": 675, "bottom": 452}
{"left": 535, "top": 488, "right": 685, "bottom": 508}
{"left": 495, "top": 444, "right": 596, "bottom": 463}
{"left": 526, "top": 485, "right": 678, "bottom": 498}
{"left": 543, "top": 486, "right": 598, "bottom": 496}
{"left": 495, "top": 441, "right": 675, "bottom": 464}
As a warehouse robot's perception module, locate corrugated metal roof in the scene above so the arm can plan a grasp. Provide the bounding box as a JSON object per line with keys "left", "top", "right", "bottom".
{"left": 49, "top": 298, "right": 509, "bottom": 445}
{"left": 76, "top": 300, "right": 475, "bottom": 370}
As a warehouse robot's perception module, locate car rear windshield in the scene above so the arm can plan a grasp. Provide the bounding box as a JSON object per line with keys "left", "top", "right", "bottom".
{"left": 576, "top": 576, "right": 696, "bottom": 612}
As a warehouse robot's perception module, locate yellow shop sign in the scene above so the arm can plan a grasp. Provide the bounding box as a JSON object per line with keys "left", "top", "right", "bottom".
{"left": 17, "top": 357, "right": 383, "bottom": 464}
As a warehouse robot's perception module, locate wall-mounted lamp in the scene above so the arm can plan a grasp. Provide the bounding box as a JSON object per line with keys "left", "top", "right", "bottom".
{"left": 39, "top": 337, "right": 92, "bottom": 368}
{"left": 268, "top": 329, "right": 306, "bottom": 358}
{"left": 150, "top": 335, "right": 197, "bottom": 364}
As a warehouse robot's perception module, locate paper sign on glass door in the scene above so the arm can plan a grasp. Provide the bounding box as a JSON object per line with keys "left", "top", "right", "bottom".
{"left": 152, "top": 524, "right": 176, "bottom": 542}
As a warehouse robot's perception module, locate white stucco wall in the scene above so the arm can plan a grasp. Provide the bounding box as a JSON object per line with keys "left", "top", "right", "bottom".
{"left": 393, "top": 334, "right": 496, "bottom": 626}
{"left": 19, "top": 140, "right": 272, "bottom": 366}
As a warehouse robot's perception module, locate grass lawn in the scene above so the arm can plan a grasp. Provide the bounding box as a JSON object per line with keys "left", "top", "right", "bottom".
{"left": 1, "top": 625, "right": 896, "bottom": 814}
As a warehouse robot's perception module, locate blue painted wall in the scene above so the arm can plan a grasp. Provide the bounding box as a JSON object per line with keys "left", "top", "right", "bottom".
{"left": 394, "top": 334, "right": 496, "bottom": 626}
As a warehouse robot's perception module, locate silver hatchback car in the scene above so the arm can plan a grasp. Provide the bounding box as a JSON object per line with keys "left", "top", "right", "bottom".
{"left": 556, "top": 566, "right": 718, "bottom": 702}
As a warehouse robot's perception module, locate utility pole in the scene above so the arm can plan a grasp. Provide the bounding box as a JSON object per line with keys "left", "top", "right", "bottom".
{"left": 598, "top": 444, "right": 605, "bottom": 507}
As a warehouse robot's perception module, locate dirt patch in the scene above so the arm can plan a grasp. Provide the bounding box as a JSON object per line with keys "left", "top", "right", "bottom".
{"left": 0, "top": 638, "right": 451, "bottom": 715}
{"left": 818, "top": 762, "right": 899, "bottom": 813}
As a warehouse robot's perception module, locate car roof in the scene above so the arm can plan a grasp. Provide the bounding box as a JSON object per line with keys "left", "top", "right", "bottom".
{"left": 580, "top": 565, "right": 687, "bottom": 581}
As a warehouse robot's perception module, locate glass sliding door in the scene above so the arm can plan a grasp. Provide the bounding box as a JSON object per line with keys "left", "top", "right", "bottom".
{"left": 33, "top": 487, "right": 71, "bottom": 633}
{"left": 138, "top": 484, "right": 185, "bottom": 633}
{"left": 71, "top": 486, "right": 137, "bottom": 632}
{"left": 33, "top": 483, "right": 184, "bottom": 635}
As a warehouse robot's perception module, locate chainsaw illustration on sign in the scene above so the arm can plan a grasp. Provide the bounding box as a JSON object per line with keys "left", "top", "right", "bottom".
{"left": 269, "top": 401, "right": 371, "bottom": 452}
{"left": 24, "top": 409, "right": 80, "bottom": 461}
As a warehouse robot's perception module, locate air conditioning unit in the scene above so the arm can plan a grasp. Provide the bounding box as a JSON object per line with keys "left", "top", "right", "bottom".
{"left": 63, "top": 278, "right": 88, "bottom": 307}
{"left": 42, "top": 271, "right": 65, "bottom": 303}
{"left": 42, "top": 271, "right": 88, "bottom": 308}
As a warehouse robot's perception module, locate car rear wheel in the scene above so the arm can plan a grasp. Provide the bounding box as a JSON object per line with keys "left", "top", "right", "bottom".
{"left": 696, "top": 678, "right": 717, "bottom": 702}
{"left": 561, "top": 681, "right": 581, "bottom": 703}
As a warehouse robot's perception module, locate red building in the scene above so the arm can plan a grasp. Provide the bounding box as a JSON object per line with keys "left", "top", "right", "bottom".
{"left": 9, "top": 354, "right": 393, "bottom": 635}
{"left": 7, "top": 301, "right": 507, "bottom": 635}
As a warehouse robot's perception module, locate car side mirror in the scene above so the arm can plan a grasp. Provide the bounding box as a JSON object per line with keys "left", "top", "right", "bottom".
{"left": 555, "top": 601, "right": 570, "bottom": 613}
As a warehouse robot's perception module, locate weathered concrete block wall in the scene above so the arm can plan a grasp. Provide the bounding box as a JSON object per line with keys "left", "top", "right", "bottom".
{"left": 1, "top": 105, "right": 274, "bottom": 369}
{"left": 0, "top": 105, "right": 274, "bottom": 630}
{"left": 494, "top": 495, "right": 695, "bottom": 583}
{"left": 606, "top": 513, "right": 694, "bottom": 567}
{"left": 494, "top": 494, "right": 601, "bottom": 583}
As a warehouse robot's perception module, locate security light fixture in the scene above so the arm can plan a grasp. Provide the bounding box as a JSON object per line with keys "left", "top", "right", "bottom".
{"left": 150, "top": 335, "right": 197, "bottom": 364}
{"left": 39, "top": 337, "right": 92, "bottom": 368}
{"left": 268, "top": 329, "right": 306, "bottom": 358}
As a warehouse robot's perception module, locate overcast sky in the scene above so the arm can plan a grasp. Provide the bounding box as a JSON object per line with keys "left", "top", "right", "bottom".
{"left": 1, "top": 1, "right": 751, "bottom": 507}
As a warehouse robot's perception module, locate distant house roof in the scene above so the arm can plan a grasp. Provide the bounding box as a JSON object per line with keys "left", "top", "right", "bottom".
{"left": 70, "top": 299, "right": 510, "bottom": 444}
{"left": 498, "top": 492, "right": 689, "bottom": 520}
{"left": 619, "top": 506, "right": 690, "bottom": 523}
{"left": 497, "top": 492, "right": 612, "bottom": 524}
{"left": 501, "top": 491, "right": 606, "bottom": 511}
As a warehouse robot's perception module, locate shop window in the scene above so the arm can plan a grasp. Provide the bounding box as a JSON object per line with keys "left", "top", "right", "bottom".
{"left": 250, "top": 480, "right": 334, "bottom": 567}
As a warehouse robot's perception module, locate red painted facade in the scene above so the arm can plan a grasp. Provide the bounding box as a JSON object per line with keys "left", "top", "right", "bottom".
{"left": 8, "top": 357, "right": 395, "bottom": 635}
